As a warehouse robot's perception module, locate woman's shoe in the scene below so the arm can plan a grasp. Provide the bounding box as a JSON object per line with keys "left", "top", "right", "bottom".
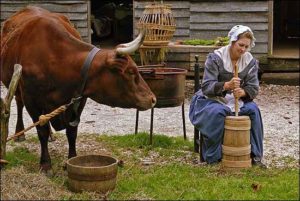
{"left": 252, "top": 157, "right": 267, "bottom": 169}
{"left": 207, "top": 159, "right": 221, "bottom": 165}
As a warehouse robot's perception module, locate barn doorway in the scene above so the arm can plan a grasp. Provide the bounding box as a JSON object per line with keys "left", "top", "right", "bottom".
{"left": 90, "top": 0, "right": 133, "bottom": 48}
{"left": 273, "top": 0, "right": 299, "bottom": 58}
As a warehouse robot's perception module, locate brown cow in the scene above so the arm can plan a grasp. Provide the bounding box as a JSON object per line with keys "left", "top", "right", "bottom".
{"left": 0, "top": 6, "right": 156, "bottom": 172}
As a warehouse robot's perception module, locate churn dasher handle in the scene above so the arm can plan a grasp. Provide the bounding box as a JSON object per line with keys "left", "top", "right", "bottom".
{"left": 234, "top": 64, "right": 239, "bottom": 116}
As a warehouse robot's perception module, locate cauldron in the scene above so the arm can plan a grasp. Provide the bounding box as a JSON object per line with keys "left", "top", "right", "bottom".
{"left": 139, "top": 66, "right": 187, "bottom": 108}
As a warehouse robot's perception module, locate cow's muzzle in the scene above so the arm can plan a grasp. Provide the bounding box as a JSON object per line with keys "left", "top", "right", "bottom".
{"left": 137, "top": 95, "right": 156, "bottom": 111}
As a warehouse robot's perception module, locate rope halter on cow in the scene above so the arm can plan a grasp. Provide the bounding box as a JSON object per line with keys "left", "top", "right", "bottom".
{"left": 69, "top": 46, "right": 101, "bottom": 127}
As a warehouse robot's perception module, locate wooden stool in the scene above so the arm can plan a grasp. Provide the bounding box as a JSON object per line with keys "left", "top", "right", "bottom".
{"left": 193, "top": 55, "right": 205, "bottom": 161}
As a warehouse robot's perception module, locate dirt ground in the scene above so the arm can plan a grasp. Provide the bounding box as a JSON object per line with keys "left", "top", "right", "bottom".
{"left": 1, "top": 81, "right": 299, "bottom": 168}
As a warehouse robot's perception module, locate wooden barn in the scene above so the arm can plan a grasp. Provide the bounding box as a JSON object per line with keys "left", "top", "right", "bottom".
{"left": 1, "top": 0, "right": 299, "bottom": 78}
{"left": 0, "top": 0, "right": 91, "bottom": 42}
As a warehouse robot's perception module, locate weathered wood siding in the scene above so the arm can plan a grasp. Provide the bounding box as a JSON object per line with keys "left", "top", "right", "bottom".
{"left": 134, "top": 0, "right": 270, "bottom": 71}
{"left": 0, "top": 0, "right": 90, "bottom": 42}
{"left": 189, "top": 1, "right": 269, "bottom": 58}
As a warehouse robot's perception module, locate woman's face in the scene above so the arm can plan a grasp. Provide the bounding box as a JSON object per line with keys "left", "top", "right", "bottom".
{"left": 230, "top": 37, "right": 251, "bottom": 59}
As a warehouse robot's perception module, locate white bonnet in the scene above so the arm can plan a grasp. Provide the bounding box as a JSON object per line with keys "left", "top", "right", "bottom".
{"left": 228, "top": 25, "right": 256, "bottom": 50}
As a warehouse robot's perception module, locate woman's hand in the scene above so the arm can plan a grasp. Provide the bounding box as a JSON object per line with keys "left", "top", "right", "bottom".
{"left": 224, "top": 77, "right": 241, "bottom": 90}
{"left": 233, "top": 87, "right": 246, "bottom": 98}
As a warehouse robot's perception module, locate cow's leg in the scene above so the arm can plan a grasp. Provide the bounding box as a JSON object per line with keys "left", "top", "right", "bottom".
{"left": 65, "top": 98, "right": 86, "bottom": 159}
{"left": 36, "top": 123, "right": 52, "bottom": 172}
{"left": 66, "top": 125, "right": 78, "bottom": 159}
{"left": 14, "top": 95, "right": 26, "bottom": 142}
{"left": 23, "top": 99, "right": 52, "bottom": 172}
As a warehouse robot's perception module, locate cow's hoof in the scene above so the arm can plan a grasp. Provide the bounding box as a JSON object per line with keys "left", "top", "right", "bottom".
{"left": 14, "top": 135, "right": 26, "bottom": 142}
{"left": 39, "top": 164, "right": 53, "bottom": 177}
{"left": 45, "top": 169, "right": 54, "bottom": 177}
{"left": 40, "top": 169, "right": 54, "bottom": 177}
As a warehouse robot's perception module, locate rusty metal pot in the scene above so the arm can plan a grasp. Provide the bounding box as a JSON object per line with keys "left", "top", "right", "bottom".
{"left": 139, "top": 66, "right": 187, "bottom": 108}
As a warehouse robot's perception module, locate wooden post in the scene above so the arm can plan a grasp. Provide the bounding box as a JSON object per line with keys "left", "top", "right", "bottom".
{"left": 0, "top": 64, "right": 22, "bottom": 163}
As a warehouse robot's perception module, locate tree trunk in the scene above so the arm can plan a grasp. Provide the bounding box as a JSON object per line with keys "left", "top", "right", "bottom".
{"left": 0, "top": 64, "right": 22, "bottom": 162}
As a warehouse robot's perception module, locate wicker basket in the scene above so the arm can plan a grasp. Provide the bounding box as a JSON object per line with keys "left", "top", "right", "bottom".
{"left": 137, "top": 3, "right": 176, "bottom": 46}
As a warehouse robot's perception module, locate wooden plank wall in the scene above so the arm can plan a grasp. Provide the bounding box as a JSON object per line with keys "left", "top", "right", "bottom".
{"left": 134, "top": 0, "right": 270, "bottom": 71}
{"left": 0, "top": 0, "right": 90, "bottom": 42}
{"left": 189, "top": 1, "right": 269, "bottom": 59}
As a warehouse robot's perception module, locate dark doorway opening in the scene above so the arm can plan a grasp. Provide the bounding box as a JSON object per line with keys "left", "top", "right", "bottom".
{"left": 90, "top": 0, "right": 133, "bottom": 48}
{"left": 273, "top": 0, "right": 299, "bottom": 58}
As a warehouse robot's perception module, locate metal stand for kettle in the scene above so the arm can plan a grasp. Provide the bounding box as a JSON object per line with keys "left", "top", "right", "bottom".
{"left": 135, "top": 45, "right": 187, "bottom": 145}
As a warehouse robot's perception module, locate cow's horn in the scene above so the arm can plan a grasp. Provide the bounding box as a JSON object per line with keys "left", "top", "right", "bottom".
{"left": 116, "top": 30, "right": 145, "bottom": 55}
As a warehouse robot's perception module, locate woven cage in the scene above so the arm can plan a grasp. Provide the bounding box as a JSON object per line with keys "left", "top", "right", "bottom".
{"left": 137, "top": 3, "right": 176, "bottom": 46}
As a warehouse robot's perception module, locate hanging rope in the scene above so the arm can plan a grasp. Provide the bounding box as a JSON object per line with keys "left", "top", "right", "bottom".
{"left": 6, "top": 105, "right": 67, "bottom": 142}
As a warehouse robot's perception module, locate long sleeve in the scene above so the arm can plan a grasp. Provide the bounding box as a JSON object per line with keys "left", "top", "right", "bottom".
{"left": 241, "top": 60, "right": 260, "bottom": 100}
{"left": 201, "top": 54, "right": 226, "bottom": 97}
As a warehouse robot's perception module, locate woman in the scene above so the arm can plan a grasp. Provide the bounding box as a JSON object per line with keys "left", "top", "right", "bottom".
{"left": 189, "top": 25, "right": 266, "bottom": 168}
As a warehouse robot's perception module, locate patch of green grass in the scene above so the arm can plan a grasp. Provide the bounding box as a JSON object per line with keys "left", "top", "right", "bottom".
{"left": 97, "top": 132, "right": 193, "bottom": 151}
{"left": 96, "top": 132, "right": 194, "bottom": 162}
{"left": 109, "top": 163, "right": 298, "bottom": 200}
{"left": 4, "top": 147, "right": 39, "bottom": 171}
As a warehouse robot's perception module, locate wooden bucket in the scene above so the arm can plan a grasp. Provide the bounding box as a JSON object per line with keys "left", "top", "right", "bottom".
{"left": 66, "top": 154, "right": 118, "bottom": 193}
{"left": 222, "top": 116, "right": 252, "bottom": 168}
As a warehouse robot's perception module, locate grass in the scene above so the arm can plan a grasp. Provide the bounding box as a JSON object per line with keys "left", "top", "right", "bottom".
{"left": 2, "top": 132, "right": 299, "bottom": 200}
{"left": 112, "top": 163, "right": 298, "bottom": 200}
{"left": 5, "top": 147, "right": 39, "bottom": 170}
{"left": 97, "top": 132, "right": 193, "bottom": 150}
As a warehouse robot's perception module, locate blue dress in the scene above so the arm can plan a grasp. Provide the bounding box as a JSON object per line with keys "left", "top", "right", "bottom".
{"left": 189, "top": 53, "right": 264, "bottom": 164}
